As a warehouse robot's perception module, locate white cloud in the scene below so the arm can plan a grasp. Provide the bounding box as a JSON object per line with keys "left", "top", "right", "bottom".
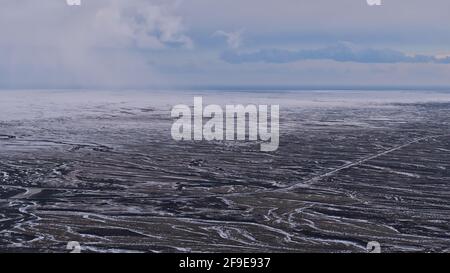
{"left": 93, "top": 1, "right": 193, "bottom": 49}
{"left": 0, "top": 0, "right": 192, "bottom": 88}
{"left": 213, "top": 30, "right": 244, "bottom": 49}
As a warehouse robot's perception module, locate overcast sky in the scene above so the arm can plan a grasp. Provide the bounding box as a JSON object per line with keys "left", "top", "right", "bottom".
{"left": 1, "top": 0, "right": 450, "bottom": 88}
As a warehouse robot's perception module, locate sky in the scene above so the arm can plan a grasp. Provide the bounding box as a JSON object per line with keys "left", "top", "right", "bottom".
{"left": 1, "top": 0, "right": 450, "bottom": 89}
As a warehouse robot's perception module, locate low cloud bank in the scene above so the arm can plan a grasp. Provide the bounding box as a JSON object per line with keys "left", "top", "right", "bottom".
{"left": 222, "top": 43, "right": 450, "bottom": 64}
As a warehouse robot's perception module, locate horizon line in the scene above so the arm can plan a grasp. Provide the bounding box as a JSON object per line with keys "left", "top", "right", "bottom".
{"left": 1, "top": 85, "right": 450, "bottom": 92}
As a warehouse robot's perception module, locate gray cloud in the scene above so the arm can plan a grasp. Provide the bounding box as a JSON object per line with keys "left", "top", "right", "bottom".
{"left": 221, "top": 43, "right": 444, "bottom": 64}
{"left": 180, "top": 0, "right": 450, "bottom": 42}
{"left": 0, "top": 0, "right": 192, "bottom": 88}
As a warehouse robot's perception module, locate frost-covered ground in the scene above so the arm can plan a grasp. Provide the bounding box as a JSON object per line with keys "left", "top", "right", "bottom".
{"left": 1, "top": 89, "right": 450, "bottom": 252}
